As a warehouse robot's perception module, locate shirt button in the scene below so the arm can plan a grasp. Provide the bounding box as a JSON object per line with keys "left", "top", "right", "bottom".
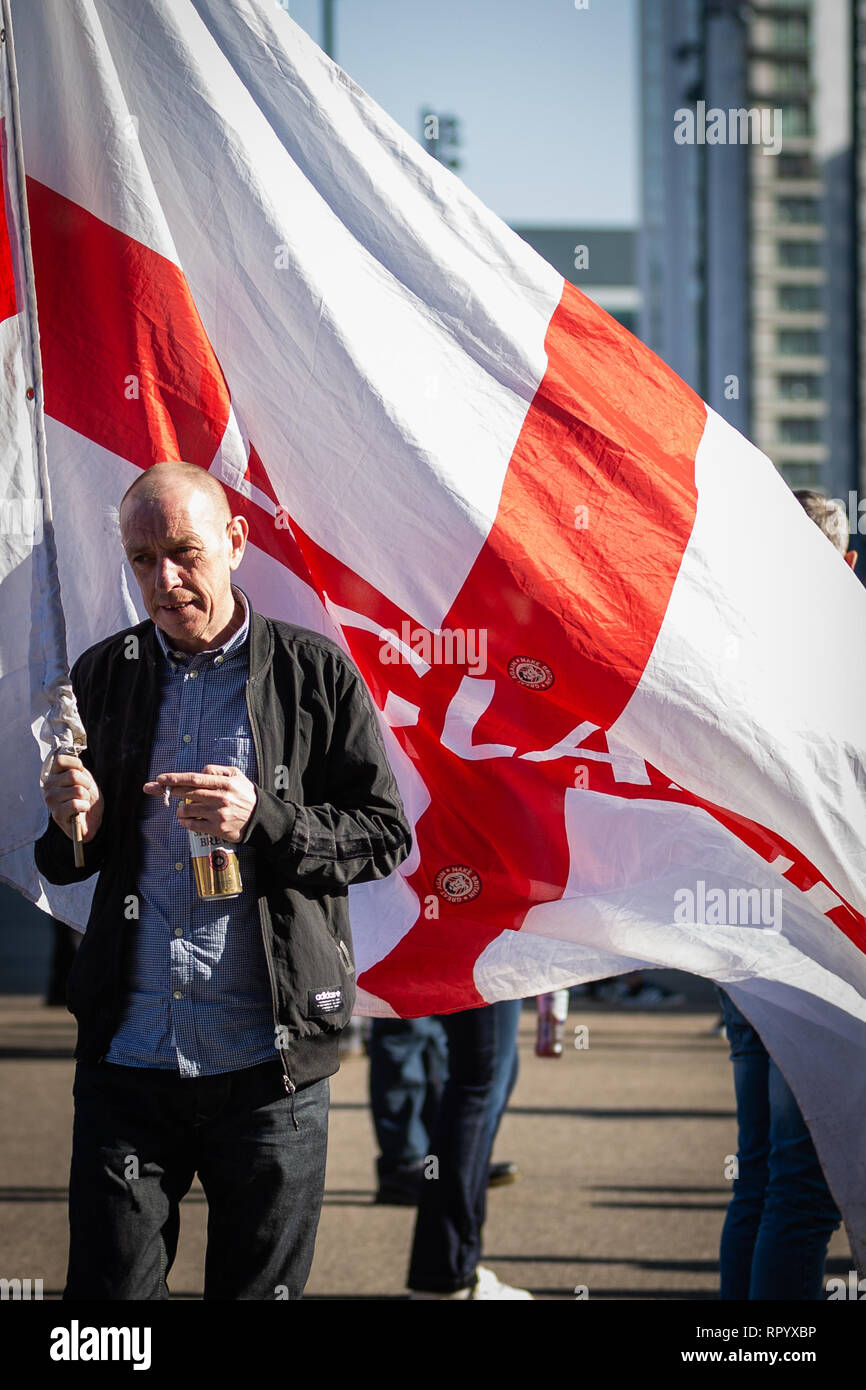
{"left": 214, "top": 655, "right": 224, "bottom": 664}
{"left": 174, "top": 862, "right": 184, "bottom": 872}
{"left": 172, "top": 990, "right": 183, "bottom": 1000}
{"left": 182, "top": 734, "right": 192, "bottom": 743}
{"left": 174, "top": 927, "right": 184, "bottom": 937}
{"left": 188, "top": 670, "right": 198, "bottom": 679}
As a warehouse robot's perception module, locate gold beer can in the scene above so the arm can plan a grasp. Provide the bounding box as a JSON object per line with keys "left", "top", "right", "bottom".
{"left": 188, "top": 830, "right": 243, "bottom": 899}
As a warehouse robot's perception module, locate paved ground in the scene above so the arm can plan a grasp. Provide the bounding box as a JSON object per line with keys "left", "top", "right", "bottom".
{"left": 0, "top": 979, "right": 853, "bottom": 1301}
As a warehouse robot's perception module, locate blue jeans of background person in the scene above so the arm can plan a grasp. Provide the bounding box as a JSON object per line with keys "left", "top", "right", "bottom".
{"left": 717, "top": 988, "right": 841, "bottom": 1300}
{"left": 407, "top": 997, "right": 523, "bottom": 1293}
{"left": 484, "top": 1014, "right": 519, "bottom": 1159}
{"left": 368, "top": 1016, "right": 449, "bottom": 1180}
{"left": 64, "top": 1058, "right": 329, "bottom": 1300}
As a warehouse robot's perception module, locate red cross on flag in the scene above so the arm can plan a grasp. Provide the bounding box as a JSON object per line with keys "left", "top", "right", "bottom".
{"left": 1, "top": 0, "right": 865, "bottom": 1266}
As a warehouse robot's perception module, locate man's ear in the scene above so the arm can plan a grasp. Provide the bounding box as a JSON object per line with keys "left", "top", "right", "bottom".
{"left": 228, "top": 515, "right": 249, "bottom": 569}
{"left": 844, "top": 549, "right": 858, "bottom": 570}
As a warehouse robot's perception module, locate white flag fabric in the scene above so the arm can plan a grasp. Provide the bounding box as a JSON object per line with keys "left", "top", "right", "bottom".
{"left": 2, "top": 0, "right": 866, "bottom": 1267}
{"left": 0, "top": 3, "right": 88, "bottom": 922}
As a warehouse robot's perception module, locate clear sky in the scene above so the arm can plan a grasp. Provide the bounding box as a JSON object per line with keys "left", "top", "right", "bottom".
{"left": 284, "top": 0, "right": 639, "bottom": 227}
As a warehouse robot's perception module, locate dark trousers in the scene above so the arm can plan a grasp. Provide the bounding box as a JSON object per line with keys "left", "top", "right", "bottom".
{"left": 368, "top": 1016, "right": 449, "bottom": 1178}
{"left": 64, "top": 1058, "right": 329, "bottom": 1301}
{"left": 407, "top": 999, "right": 522, "bottom": 1293}
{"left": 717, "top": 989, "right": 841, "bottom": 1300}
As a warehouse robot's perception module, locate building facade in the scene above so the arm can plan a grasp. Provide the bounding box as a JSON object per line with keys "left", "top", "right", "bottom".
{"left": 511, "top": 226, "right": 639, "bottom": 334}
{"left": 640, "top": 0, "right": 863, "bottom": 516}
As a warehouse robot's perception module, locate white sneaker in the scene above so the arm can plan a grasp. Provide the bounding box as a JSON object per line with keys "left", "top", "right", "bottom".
{"left": 408, "top": 1286, "right": 473, "bottom": 1300}
{"left": 408, "top": 1266, "right": 533, "bottom": 1300}
{"left": 470, "top": 1266, "right": 533, "bottom": 1300}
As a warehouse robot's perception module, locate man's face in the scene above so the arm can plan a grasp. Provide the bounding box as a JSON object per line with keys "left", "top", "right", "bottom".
{"left": 120, "top": 485, "right": 246, "bottom": 652}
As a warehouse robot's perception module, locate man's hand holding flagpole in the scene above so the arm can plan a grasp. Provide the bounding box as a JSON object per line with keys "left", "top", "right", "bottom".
{"left": 39, "top": 681, "right": 100, "bottom": 868}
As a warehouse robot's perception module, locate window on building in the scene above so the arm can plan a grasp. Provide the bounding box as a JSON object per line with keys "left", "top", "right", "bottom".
{"left": 777, "top": 240, "right": 821, "bottom": 267}
{"left": 779, "top": 462, "right": 822, "bottom": 490}
{"left": 778, "top": 374, "right": 822, "bottom": 400}
{"left": 777, "top": 284, "right": 822, "bottom": 311}
{"left": 777, "top": 329, "right": 821, "bottom": 355}
{"left": 773, "top": 60, "right": 809, "bottom": 92}
{"left": 776, "top": 153, "right": 815, "bottom": 180}
{"left": 778, "top": 417, "right": 822, "bottom": 443}
{"left": 779, "top": 104, "right": 811, "bottom": 138}
{"left": 772, "top": 17, "right": 808, "bottom": 50}
{"left": 777, "top": 197, "right": 819, "bottom": 224}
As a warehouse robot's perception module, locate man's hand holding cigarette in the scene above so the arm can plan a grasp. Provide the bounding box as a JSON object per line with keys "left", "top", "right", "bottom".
{"left": 143, "top": 765, "right": 258, "bottom": 843}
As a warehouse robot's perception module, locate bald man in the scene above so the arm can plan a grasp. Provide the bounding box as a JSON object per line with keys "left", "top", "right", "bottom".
{"left": 37, "top": 462, "right": 411, "bottom": 1300}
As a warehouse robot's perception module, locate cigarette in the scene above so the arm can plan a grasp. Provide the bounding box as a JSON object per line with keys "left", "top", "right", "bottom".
{"left": 163, "top": 786, "right": 171, "bottom": 808}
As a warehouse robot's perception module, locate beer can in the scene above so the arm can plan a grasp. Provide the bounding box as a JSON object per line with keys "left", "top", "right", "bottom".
{"left": 188, "top": 829, "right": 243, "bottom": 899}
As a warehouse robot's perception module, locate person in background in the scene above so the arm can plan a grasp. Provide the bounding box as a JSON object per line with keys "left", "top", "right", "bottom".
{"left": 716, "top": 488, "right": 854, "bottom": 1300}
{"left": 369, "top": 1011, "right": 521, "bottom": 1206}
{"left": 369, "top": 1016, "right": 449, "bottom": 1204}
{"left": 405, "top": 998, "right": 527, "bottom": 1299}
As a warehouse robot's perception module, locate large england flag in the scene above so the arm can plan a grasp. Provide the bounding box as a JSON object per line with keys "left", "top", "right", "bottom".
{"left": 1, "top": 0, "right": 866, "bottom": 1263}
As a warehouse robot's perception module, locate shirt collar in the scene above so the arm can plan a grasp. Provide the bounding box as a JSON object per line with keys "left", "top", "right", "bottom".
{"left": 155, "top": 586, "right": 250, "bottom": 665}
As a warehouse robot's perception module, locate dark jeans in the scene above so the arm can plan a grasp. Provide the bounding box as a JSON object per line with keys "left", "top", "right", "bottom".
{"left": 64, "top": 1058, "right": 329, "bottom": 1301}
{"left": 407, "top": 998, "right": 523, "bottom": 1293}
{"left": 368, "top": 1016, "right": 449, "bottom": 1179}
{"left": 717, "top": 989, "right": 841, "bottom": 1300}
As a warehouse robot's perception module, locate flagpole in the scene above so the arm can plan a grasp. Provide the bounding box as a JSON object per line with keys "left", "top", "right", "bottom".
{"left": 1, "top": 0, "right": 85, "bottom": 865}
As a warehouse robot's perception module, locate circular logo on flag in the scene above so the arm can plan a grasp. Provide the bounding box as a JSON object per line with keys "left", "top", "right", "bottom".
{"left": 507, "top": 655, "right": 554, "bottom": 691}
{"left": 210, "top": 849, "right": 229, "bottom": 872}
{"left": 434, "top": 864, "right": 482, "bottom": 904}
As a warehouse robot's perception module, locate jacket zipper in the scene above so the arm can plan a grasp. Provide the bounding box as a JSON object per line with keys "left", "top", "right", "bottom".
{"left": 245, "top": 676, "right": 298, "bottom": 1130}
{"left": 336, "top": 937, "right": 355, "bottom": 977}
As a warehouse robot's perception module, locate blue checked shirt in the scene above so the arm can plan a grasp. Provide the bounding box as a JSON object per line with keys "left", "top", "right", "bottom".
{"left": 106, "top": 587, "right": 277, "bottom": 1076}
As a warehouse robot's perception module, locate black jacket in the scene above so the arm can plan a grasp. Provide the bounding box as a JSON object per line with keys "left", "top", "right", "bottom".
{"left": 34, "top": 604, "right": 412, "bottom": 1089}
